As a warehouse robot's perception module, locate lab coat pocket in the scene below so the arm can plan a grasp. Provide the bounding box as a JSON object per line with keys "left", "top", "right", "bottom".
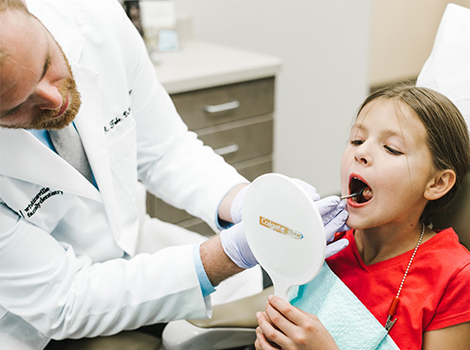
{"left": 107, "top": 116, "right": 138, "bottom": 200}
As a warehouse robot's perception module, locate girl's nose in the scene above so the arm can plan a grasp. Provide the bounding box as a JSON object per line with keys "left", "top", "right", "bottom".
{"left": 34, "top": 80, "right": 63, "bottom": 111}
{"left": 354, "top": 144, "right": 372, "bottom": 166}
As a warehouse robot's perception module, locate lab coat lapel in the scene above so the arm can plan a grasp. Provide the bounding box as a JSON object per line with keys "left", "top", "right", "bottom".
{"left": 34, "top": 0, "right": 120, "bottom": 234}
{"left": 72, "top": 63, "right": 119, "bottom": 235}
{"left": 0, "top": 128, "right": 101, "bottom": 201}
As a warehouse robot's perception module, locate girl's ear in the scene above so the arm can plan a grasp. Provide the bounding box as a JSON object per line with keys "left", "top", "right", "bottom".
{"left": 424, "top": 169, "right": 456, "bottom": 200}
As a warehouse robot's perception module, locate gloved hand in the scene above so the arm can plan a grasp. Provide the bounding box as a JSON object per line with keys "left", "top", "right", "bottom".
{"left": 220, "top": 222, "right": 257, "bottom": 269}
{"left": 315, "top": 196, "right": 350, "bottom": 258}
{"left": 230, "top": 178, "right": 321, "bottom": 224}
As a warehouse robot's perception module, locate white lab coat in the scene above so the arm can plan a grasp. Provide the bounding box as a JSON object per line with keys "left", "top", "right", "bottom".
{"left": 0, "top": 0, "right": 252, "bottom": 348}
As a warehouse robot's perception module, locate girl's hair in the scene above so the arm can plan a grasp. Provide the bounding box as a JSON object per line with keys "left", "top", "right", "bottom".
{"left": 358, "top": 83, "right": 470, "bottom": 225}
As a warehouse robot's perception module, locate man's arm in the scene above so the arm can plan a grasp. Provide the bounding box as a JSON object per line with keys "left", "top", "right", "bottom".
{"left": 217, "top": 183, "right": 248, "bottom": 224}
{"left": 199, "top": 235, "right": 244, "bottom": 286}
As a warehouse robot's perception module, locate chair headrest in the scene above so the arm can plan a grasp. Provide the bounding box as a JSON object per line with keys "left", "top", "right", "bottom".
{"left": 417, "top": 4, "right": 470, "bottom": 132}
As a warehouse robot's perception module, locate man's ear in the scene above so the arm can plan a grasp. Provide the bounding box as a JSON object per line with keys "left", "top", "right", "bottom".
{"left": 424, "top": 169, "right": 456, "bottom": 200}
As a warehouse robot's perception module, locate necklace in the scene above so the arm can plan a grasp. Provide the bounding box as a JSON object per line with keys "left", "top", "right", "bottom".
{"left": 385, "top": 222, "right": 425, "bottom": 333}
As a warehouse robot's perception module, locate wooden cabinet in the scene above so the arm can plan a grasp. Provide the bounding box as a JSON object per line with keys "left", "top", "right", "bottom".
{"left": 146, "top": 77, "right": 275, "bottom": 236}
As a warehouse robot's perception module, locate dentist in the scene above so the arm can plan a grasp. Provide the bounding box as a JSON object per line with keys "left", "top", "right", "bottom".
{"left": 0, "top": 0, "right": 349, "bottom": 349}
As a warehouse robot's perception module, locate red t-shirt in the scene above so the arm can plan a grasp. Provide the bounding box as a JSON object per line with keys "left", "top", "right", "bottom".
{"left": 326, "top": 228, "right": 470, "bottom": 350}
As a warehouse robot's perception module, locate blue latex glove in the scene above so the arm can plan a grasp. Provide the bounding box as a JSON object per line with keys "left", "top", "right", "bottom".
{"left": 222, "top": 195, "right": 349, "bottom": 269}
{"left": 231, "top": 178, "right": 321, "bottom": 224}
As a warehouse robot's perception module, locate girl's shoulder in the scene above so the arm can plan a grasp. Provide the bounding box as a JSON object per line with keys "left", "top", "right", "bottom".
{"left": 424, "top": 229, "right": 470, "bottom": 331}
{"left": 421, "top": 227, "right": 470, "bottom": 267}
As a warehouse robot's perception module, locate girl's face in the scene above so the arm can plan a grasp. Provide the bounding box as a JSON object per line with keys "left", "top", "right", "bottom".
{"left": 340, "top": 99, "right": 437, "bottom": 230}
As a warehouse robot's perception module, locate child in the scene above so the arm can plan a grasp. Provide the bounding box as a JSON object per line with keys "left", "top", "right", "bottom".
{"left": 255, "top": 84, "right": 470, "bottom": 349}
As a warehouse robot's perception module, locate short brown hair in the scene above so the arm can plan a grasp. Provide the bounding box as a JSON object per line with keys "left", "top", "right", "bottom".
{"left": 0, "top": 0, "right": 28, "bottom": 12}
{"left": 358, "top": 83, "right": 470, "bottom": 225}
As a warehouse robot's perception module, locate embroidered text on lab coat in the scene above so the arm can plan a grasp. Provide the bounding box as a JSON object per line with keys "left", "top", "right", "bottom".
{"left": 103, "top": 106, "right": 131, "bottom": 133}
{"left": 104, "top": 90, "right": 133, "bottom": 133}
{"left": 19, "top": 187, "right": 64, "bottom": 218}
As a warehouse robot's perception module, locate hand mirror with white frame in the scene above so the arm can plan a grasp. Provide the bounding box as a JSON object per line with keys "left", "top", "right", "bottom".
{"left": 243, "top": 173, "right": 326, "bottom": 301}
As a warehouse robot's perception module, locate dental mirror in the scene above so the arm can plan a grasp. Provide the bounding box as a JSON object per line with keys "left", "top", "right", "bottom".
{"left": 243, "top": 173, "right": 326, "bottom": 300}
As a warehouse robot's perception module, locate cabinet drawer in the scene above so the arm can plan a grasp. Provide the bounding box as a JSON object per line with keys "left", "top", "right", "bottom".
{"left": 171, "top": 77, "right": 275, "bottom": 130}
{"left": 198, "top": 114, "right": 273, "bottom": 164}
{"left": 146, "top": 156, "right": 272, "bottom": 225}
{"left": 235, "top": 155, "right": 272, "bottom": 181}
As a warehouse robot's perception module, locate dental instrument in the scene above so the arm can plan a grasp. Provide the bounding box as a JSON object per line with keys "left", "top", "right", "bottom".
{"left": 340, "top": 188, "right": 366, "bottom": 200}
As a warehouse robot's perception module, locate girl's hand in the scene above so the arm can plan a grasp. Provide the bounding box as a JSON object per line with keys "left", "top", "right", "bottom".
{"left": 255, "top": 295, "right": 339, "bottom": 350}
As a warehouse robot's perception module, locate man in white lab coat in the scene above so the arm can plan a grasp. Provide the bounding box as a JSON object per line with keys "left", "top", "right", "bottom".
{"left": 0, "top": 0, "right": 348, "bottom": 349}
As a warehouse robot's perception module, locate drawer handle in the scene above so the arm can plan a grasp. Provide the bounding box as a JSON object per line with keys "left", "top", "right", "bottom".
{"left": 204, "top": 100, "right": 240, "bottom": 114}
{"left": 214, "top": 143, "right": 240, "bottom": 156}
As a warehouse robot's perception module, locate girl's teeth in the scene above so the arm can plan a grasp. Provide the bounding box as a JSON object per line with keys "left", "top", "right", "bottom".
{"left": 363, "top": 188, "right": 373, "bottom": 200}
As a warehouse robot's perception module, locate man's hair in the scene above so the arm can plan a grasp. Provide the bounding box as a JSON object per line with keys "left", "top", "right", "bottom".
{"left": 358, "top": 83, "right": 470, "bottom": 225}
{"left": 0, "top": 0, "right": 28, "bottom": 12}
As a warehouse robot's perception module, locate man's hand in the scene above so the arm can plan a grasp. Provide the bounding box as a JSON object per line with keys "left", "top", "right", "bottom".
{"left": 219, "top": 223, "right": 257, "bottom": 269}
{"left": 314, "top": 196, "right": 349, "bottom": 258}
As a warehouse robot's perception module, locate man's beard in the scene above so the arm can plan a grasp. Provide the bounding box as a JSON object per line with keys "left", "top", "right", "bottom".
{"left": 30, "top": 75, "right": 81, "bottom": 130}
{"left": 3, "top": 73, "right": 82, "bottom": 130}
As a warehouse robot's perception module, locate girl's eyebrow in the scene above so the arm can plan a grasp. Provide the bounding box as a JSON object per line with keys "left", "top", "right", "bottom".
{"left": 384, "top": 130, "right": 404, "bottom": 138}
{"left": 351, "top": 123, "right": 366, "bottom": 133}
{"left": 351, "top": 122, "right": 404, "bottom": 138}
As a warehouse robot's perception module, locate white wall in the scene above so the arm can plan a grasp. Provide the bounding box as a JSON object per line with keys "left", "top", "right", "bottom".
{"left": 369, "top": 0, "right": 470, "bottom": 87}
{"left": 174, "top": 0, "right": 372, "bottom": 196}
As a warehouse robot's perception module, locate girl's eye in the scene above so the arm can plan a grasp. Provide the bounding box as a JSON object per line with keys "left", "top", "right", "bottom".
{"left": 351, "top": 140, "right": 364, "bottom": 146}
{"left": 385, "top": 145, "right": 403, "bottom": 155}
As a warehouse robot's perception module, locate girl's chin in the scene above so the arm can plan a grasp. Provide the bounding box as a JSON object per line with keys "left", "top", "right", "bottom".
{"left": 345, "top": 217, "right": 368, "bottom": 231}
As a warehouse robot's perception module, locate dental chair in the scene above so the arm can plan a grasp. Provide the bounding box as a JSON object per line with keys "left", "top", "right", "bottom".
{"left": 162, "top": 286, "right": 272, "bottom": 350}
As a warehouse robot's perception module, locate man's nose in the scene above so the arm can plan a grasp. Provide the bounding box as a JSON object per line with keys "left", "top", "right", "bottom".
{"left": 34, "top": 81, "right": 63, "bottom": 110}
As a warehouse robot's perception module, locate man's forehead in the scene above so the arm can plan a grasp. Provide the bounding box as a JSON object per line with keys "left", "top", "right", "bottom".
{"left": 1, "top": 7, "right": 47, "bottom": 40}
{"left": 0, "top": 9, "right": 49, "bottom": 109}
{"left": 0, "top": 48, "right": 10, "bottom": 66}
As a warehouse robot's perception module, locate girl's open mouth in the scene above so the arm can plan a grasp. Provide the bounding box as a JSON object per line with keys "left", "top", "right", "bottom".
{"left": 349, "top": 175, "right": 373, "bottom": 204}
